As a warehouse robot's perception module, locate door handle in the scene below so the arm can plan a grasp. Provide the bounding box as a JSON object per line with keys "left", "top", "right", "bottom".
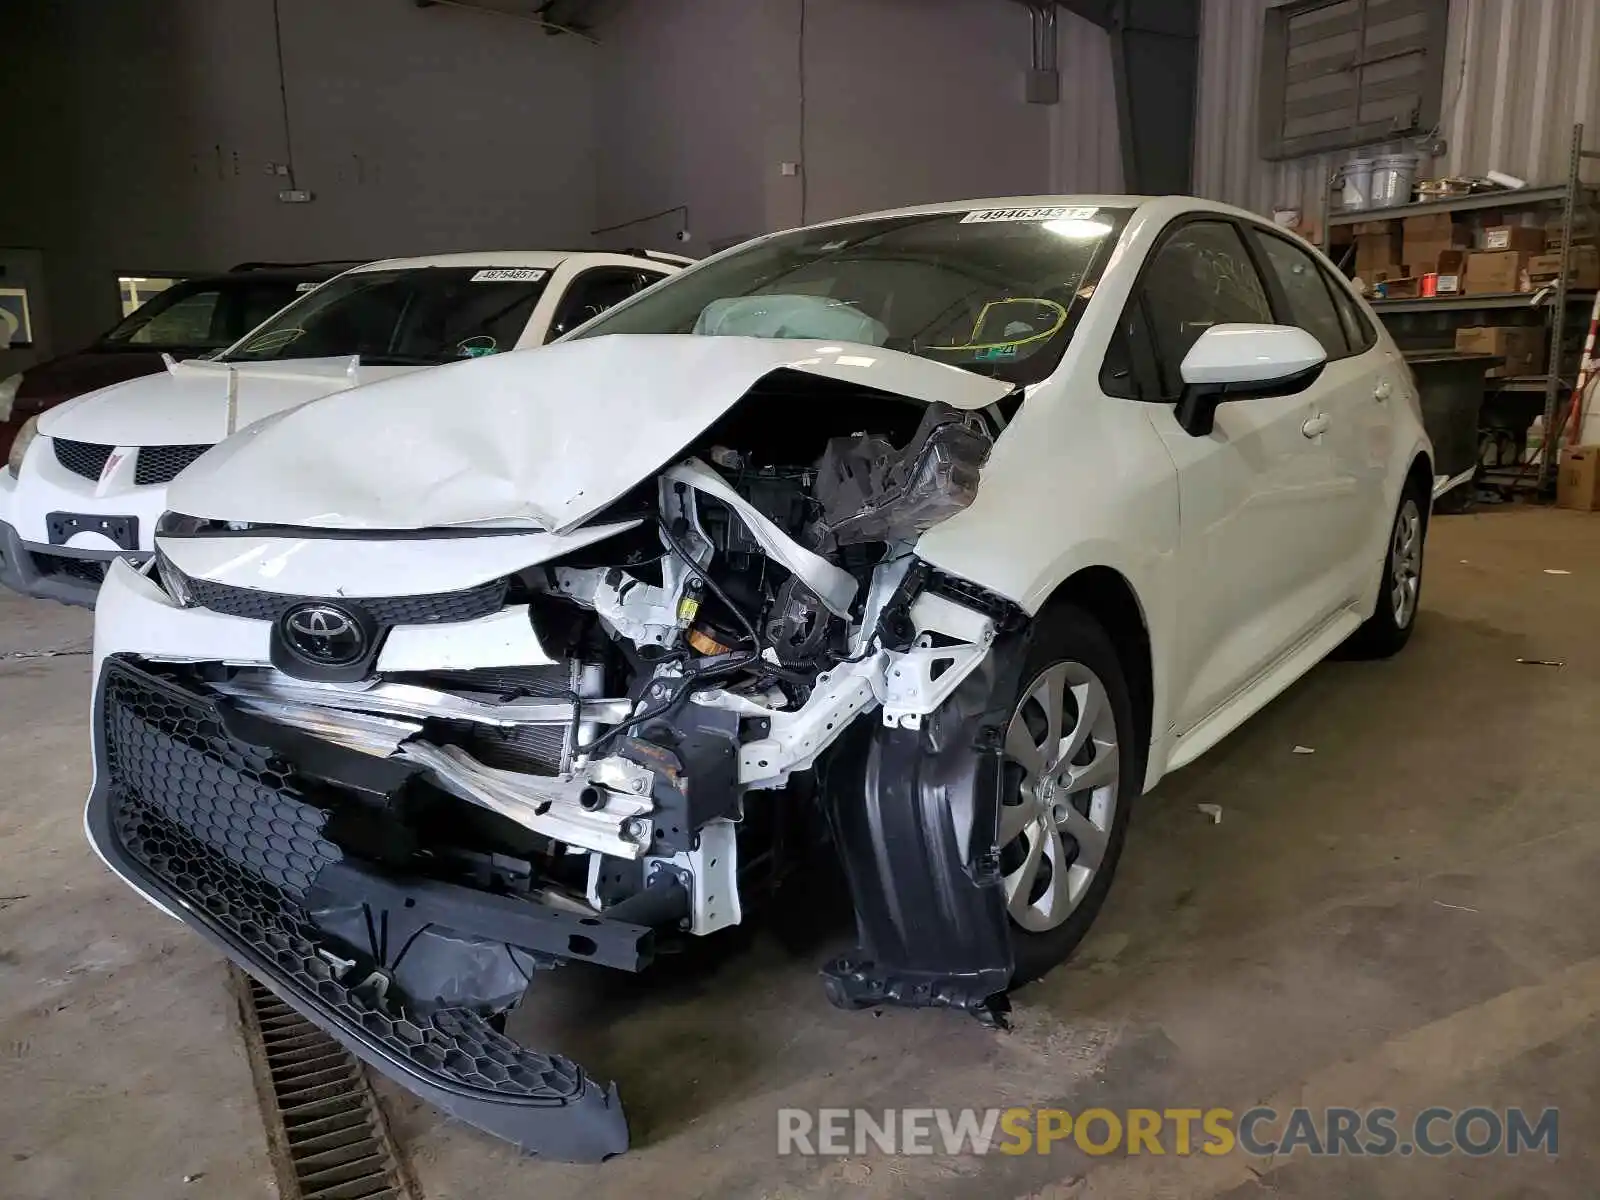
{"left": 1301, "top": 412, "right": 1330, "bottom": 439}
{"left": 1374, "top": 380, "right": 1393, "bottom": 402}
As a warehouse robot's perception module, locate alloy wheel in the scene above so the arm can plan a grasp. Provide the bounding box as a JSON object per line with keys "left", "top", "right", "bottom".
{"left": 1391, "top": 497, "right": 1423, "bottom": 628}
{"left": 999, "top": 660, "right": 1120, "bottom": 933}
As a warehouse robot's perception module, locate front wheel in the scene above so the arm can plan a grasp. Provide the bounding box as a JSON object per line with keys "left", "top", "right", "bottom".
{"left": 998, "top": 605, "right": 1139, "bottom": 983}
{"left": 1345, "top": 487, "right": 1427, "bottom": 659}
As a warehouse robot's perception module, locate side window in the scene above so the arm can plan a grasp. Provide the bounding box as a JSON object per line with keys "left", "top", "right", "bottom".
{"left": 1099, "top": 297, "right": 1163, "bottom": 401}
{"left": 1324, "top": 268, "right": 1377, "bottom": 355}
{"left": 1254, "top": 232, "right": 1350, "bottom": 358}
{"left": 1139, "top": 221, "right": 1273, "bottom": 398}
{"left": 128, "top": 288, "right": 222, "bottom": 345}
{"left": 547, "top": 269, "right": 656, "bottom": 341}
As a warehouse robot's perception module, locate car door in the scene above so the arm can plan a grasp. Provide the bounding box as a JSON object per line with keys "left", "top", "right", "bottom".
{"left": 1128, "top": 218, "right": 1343, "bottom": 734}
{"left": 1246, "top": 225, "right": 1392, "bottom": 603}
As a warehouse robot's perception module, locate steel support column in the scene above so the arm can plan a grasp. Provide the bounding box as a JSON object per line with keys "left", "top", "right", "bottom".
{"left": 1053, "top": 0, "right": 1201, "bottom": 195}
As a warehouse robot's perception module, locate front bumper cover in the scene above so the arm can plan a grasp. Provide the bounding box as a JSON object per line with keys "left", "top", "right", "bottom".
{"left": 0, "top": 518, "right": 146, "bottom": 607}
{"left": 85, "top": 658, "right": 631, "bottom": 1161}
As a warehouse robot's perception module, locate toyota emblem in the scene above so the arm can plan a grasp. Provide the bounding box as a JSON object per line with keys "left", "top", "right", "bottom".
{"left": 280, "top": 603, "right": 367, "bottom": 667}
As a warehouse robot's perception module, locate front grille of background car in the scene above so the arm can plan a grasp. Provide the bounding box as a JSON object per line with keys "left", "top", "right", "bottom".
{"left": 52, "top": 439, "right": 114, "bottom": 481}
{"left": 181, "top": 571, "right": 511, "bottom": 626}
{"left": 33, "top": 553, "right": 108, "bottom": 585}
{"left": 134, "top": 444, "right": 211, "bottom": 486}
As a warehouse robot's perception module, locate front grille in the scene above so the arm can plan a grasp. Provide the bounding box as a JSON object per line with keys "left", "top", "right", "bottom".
{"left": 183, "top": 573, "right": 510, "bottom": 626}
{"left": 102, "top": 664, "right": 341, "bottom": 895}
{"left": 33, "top": 553, "right": 108, "bottom": 584}
{"left": 97, "top": 660, "right": 605, "bottom": 1109}
{"left": 53, "top": 438, "right": 114, "bottom": 481}
{"left": 134, "top": 444, "right": 211, "bottom": 486}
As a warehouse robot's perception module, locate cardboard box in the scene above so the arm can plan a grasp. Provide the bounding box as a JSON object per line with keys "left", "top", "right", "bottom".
{"left": 1351, "top": 219, "right": 1397, "bottom": 236}
{"left": 1454, "top": 325, "right": 1547, "bottom": 377}
{"left": 1557, "top": 445, "right": 1600, "bottom": 511}
{"left": 1355, "top": 229, "right": 1404, "bottom": 278}
{"left": 1409, "top": 247, "right": 1469, "bottom": 277}
{"left": 1481, "top": 224, "right": 1545, "bottom": 253}
{"left": 1403, "top": 214, "right": 1467, "bottom": 271}
{"left": 1526, "top": 246, "right": 1600, "bottom": 289}
{"left": 1379, "top": 276, "right": 1423, "bottom": 299}
{"left": 1464, "top": 250, "right": 1531, "bottom": 295}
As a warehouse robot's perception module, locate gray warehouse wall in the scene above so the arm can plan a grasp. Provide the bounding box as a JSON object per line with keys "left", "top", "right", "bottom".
{"left": 593, "top": 0, "right": 1122, "bottom": 252}
{"left": 0, "top": 0, "right": 596, "bottom": 355}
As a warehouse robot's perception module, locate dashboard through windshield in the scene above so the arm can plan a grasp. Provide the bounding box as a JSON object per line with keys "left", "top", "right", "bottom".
{"left": 224, "top": 267, "right": 551, "bottom": 366}
{"left": 572, "top": 206, "right": 1131, "bottom": 384}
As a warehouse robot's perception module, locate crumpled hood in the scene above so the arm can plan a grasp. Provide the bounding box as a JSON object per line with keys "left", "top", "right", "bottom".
{"left": 168, "top": 335, "right": 1013, "bottom": 531}
{"left": 36, "top": 357, "right": 413, "bottom": 447}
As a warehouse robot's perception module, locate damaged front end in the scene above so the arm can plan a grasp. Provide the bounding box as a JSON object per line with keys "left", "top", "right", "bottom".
{"left": 87, "top": 356, "right": 1032, "bottom": 1159}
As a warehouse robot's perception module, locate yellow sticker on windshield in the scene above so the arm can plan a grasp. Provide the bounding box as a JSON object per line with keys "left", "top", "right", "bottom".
{"left": 929, "top": 298, "right": 1068, "bottom": 354}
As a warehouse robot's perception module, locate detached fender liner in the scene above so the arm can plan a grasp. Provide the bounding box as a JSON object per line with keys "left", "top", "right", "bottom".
{"left": 85, "top": 658, "right": 629, "bottom": 1162}
{"left": 820, "top": 644, "right": 1023, "bottom": 1023}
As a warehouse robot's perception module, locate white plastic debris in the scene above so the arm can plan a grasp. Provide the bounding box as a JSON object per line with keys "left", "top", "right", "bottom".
{"left": 1293, "top": 745, "right": 1315, "bottom": 755}
{"left": 1545, "top": 569, "right": 1571, "bottom": 576}
{"left": 1197, "top": 803, "right": 1223, "bottom": 825}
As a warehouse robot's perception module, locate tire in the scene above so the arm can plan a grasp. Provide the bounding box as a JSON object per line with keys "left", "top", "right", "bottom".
{"left": 998, "top": 604, "right": 1141, "bottom": 984}
{"left": 1344, "top": 483, "right": 1428, "bottom": 660}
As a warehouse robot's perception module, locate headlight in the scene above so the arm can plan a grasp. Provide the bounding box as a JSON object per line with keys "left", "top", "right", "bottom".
{"left": 0, "top": 372, "right": 21, "bottom": 422}
{"left": 154, "top": 549, "right": 194, "bottom": 607}
{"left": 7, "top": 414, "right": 39, "bottom": 476}
{"left": 156, "top": 510, "right": 213, "bottom": 537}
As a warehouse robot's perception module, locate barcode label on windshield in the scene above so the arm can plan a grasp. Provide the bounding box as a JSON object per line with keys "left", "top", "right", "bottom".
{"left": 470, "top": 268, "right": 547, "bottom": 282}
{"left": 960, "top": 206, "right": 1099, "bottom": 224}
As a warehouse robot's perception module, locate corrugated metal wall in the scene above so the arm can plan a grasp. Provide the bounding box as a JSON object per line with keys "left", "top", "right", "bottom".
{"left": 1194, "top": 0, "right": 1600, "bottom": 220}
{"left": 1052, "top": 6, "right": 1125, "bottom": 194}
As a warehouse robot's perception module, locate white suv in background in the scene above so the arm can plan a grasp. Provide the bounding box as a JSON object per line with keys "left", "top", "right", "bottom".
{"left": 0, "top": 249, "right": 686, "bottom": 606}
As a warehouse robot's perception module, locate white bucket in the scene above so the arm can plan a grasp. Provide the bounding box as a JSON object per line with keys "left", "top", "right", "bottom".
{"left": 1340, "top": 158, "right": 1375, "bottom": 210}
{"left": 1369, "top": 153, "right": 1419, "bottom": 209}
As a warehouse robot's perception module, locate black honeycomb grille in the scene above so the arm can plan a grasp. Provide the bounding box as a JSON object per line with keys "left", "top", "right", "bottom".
{"left": 134, "top": 444, "right": 211, "bottom": 486}
{"left": 182, "top": 572, "right": 510, "bottom": 626}
{"left": 98, "top": 661, "right": 593, "bottom": 1106}
{"left": 34, "top": 553, "right": 108, "bottom": 585}
{"left": 102, "top": 665, "right": 340, "bottom": 895}
{"left": 53, "top": 438, "right": 114, "bottom": 480}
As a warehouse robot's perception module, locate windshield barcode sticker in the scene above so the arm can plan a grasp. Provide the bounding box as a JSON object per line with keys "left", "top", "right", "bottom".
{"left": 294, "top": 281, "right": 320, "bottom": 292}
{"left": 470, "top": 268, "right": 547, "bottom": 282}
{"left": 960, "top": 206, "right": 1100, "bottom": 224}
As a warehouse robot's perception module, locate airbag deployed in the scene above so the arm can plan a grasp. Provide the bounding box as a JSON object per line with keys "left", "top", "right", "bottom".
{"left": 693, "top": 294, "right": 889, "bottom": 344}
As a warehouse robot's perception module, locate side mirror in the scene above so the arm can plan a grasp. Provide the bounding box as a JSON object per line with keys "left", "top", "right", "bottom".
{"left": 1175, "top": 324, "right": 1326, "bottom": 437}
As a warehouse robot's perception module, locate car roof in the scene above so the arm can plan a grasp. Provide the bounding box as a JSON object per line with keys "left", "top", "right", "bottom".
{"left": 344, "top": 250, "right": 685, "bottom": 273}
{"left": 794, "top": 194, "right": 1268, "bottom": 230}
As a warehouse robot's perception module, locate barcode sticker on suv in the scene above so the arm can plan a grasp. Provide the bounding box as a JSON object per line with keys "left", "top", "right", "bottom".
{"left": 470, "top": 268, "right": 547, "bottom": 282}
{"left": 960, "top": 206, "right": 1100, "bottom": 224}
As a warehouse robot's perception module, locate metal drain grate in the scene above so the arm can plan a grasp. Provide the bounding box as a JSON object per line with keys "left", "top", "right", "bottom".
{"left": 233, "top": 967, "right": 421, "bottom": 1200}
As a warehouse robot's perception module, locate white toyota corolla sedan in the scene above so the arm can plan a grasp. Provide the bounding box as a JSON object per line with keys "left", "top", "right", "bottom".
{"left": 86, "top": 196, "right": 1430, "bottom": 1161}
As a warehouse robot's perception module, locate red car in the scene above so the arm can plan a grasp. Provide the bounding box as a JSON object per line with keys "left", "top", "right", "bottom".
{"left": 0, "top": 263, "right": 353, "bottom": 456}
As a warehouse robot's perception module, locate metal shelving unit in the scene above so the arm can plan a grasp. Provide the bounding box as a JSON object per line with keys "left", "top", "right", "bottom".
{"left": 1324, "top": 124, "right": 1599, "bottom": 492}
{"left": 1368, "top": 289, "right": 1596, "bottom": 314}
{"left": 1327, "top": 183, "right": 1578, "bottom": 227}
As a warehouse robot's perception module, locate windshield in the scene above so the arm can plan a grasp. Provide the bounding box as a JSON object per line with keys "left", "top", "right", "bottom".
{"left": 571, "top": 205, "right": 1131, "bottom": 383}
{"left": 98, "top": 277, "right": 310, "bottom": 354}
{"left": 223, "top": 267, "right": 552, "bottom": 366}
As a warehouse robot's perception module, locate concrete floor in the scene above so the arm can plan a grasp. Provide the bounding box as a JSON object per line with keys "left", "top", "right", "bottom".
{"left": 3, "top": 506, "right": 1598, "bottom": 1199}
